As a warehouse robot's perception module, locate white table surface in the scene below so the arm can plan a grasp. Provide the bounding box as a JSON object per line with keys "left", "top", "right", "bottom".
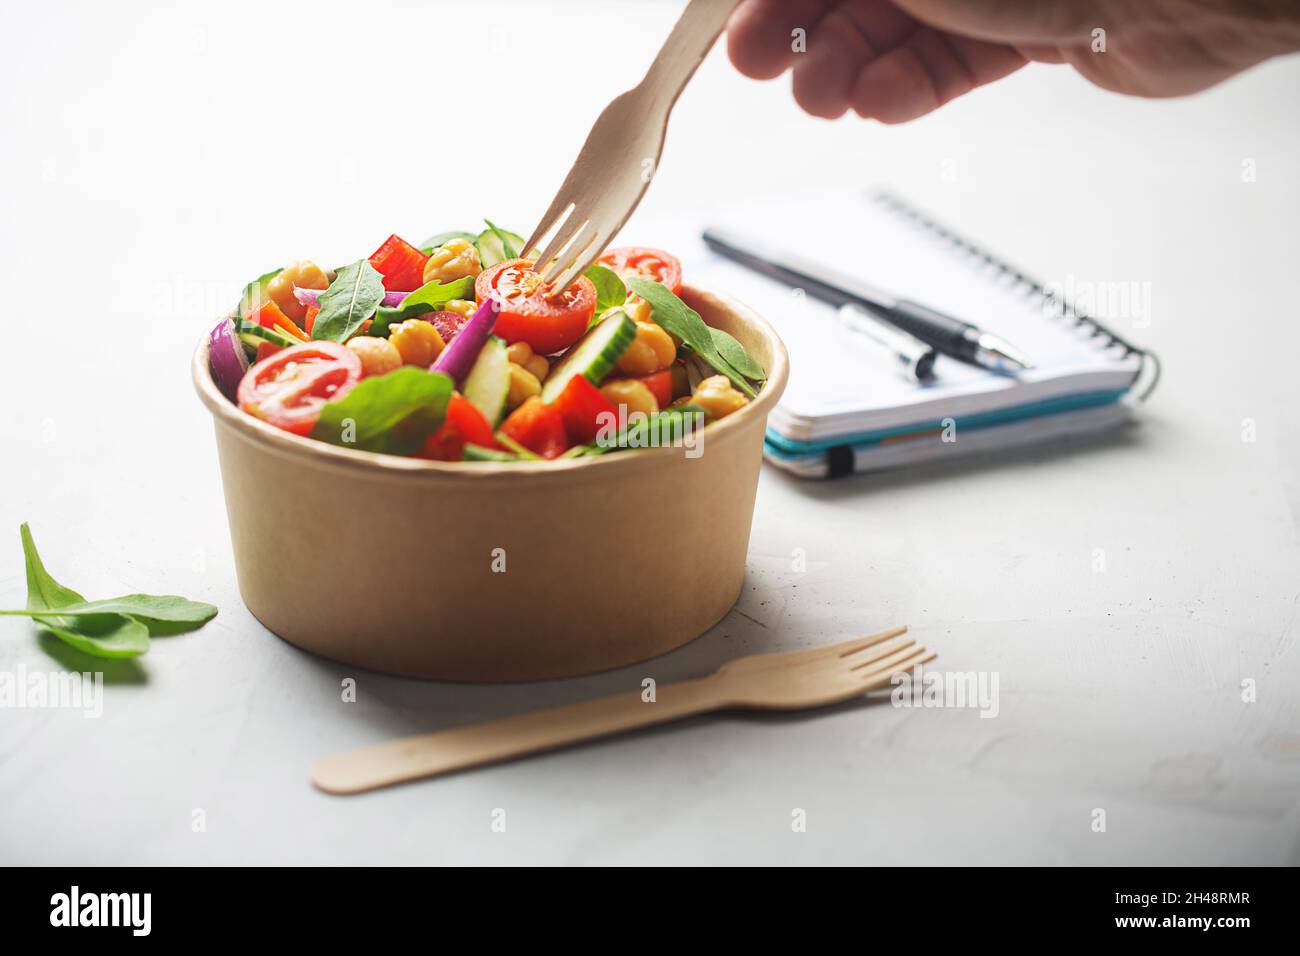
{"left": 2, "top": 0, "right": 1298, "bottom": 866}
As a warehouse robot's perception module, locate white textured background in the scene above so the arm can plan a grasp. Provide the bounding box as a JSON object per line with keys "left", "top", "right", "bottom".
{"left": 1, "top": 0, "right": 1297, "bottom": 864}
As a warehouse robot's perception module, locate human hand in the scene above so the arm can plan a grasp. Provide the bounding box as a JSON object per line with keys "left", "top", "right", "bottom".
{"left": 726, "top": 0, "right": 1300, "bottom": 123}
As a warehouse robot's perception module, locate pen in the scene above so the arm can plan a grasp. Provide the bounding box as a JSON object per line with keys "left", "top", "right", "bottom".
{"left": 838, "top": 303, "right": 938, "bottom": 381}
{"left": 702, "top": 226, "right": 1034, "bottom": 372}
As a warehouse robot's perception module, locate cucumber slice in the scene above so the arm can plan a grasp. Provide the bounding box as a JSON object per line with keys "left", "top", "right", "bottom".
{"left": 463, "top": 443, "right": 519, "bottom": 462}
{"left": 236, "top": 267, "right": 282, "bottom": 318}
{"left": 238, "top": 323, "right": 298, "bottom": 349}
{"left": 475, "top": 226, "right": 529, "bottom": 269}
{"left": 462, "top": 337, "right": 511, "bottom": 426}
{"left": 540, "top": 310, "right": 637, "bottom": 404}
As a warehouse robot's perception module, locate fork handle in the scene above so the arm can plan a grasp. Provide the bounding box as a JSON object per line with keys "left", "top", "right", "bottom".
{"left": 312, "top": 678, "right": 723, "bottom": 794}
{"left": 640, "top": 0, "right": 743, "bottom": 109}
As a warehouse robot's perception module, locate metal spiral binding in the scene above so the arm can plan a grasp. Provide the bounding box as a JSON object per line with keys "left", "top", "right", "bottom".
{"left": 869, "top": 191, "right": 1162, "bottom": 401}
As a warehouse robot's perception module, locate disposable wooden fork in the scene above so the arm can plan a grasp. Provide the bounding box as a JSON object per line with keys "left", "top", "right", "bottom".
{"left": 312, "top": 626, "right": 933, "bottom": 794}
{"left": 525, "top": 0, "right": 743, "bottom": 292}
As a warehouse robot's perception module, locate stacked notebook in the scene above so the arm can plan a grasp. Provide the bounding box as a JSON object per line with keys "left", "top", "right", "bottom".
{"left": 666, "top": 191, "right": 1158, "bottom": 478}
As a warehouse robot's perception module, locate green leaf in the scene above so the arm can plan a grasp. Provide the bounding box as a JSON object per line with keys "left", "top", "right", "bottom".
{"left": 237, "top": 267, "right": 281, "bottom": 318}
{"left": 626, "top": 278, "right": 759, "bottom": 398}
{"left": 370, "top": 276, "right": 474, "bottom": 337}
{"left": 584, "top": 263, "right": 627, "bottom": 317}
{"left": 419, "top": 230, "right": 478, "bottom": 253}
{"left": 311, "top": 259, "right": 386, "bottom": 342}
{"left": 19, "top": 524, "right": 150, "bottom": 658}
{"left": 1, "top": 594, "right": 217, "bottom": 629}
{"left": 709, "top": 327, "right": 766, "bottom": 381}
{"left": 311, "top": 367, "right": 454, "bottom": 455}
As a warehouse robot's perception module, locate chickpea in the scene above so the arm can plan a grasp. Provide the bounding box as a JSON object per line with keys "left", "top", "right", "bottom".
{"left": 389, "top": 319, "right": 445, "bottom": 367}
{"left": 422, "top": 238, "right": 481, "bottom": 285}
{"left": 443, "top": 299, "right": 477, "bottom": 319}
{"left": 624, "top": 297, "right": 653, "bottom": 324}
{"left": 506, "top": 363, "right": 541, "bottom": 410}
{"left": 690, "top": 374, "right": 749, "bottom": 421}
{"left": 601, "top": 379, "right": 659, "bottom": 418}
{"left": 615, "top": 321, "right": 677, "bottom": 376}
{"left": 506, "top": 341, "right": 534, "bottom": 366}
{"left": 267, "top": 260, "right": 329, "bottom": 323}
{"left": 525, "top": 354, "right": 549, "bottom": 382}
{"left": 346, "top": 336, "right": 403, "bottom": 378}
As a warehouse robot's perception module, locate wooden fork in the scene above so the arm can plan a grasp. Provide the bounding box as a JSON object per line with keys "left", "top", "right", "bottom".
{"left": 312, "top": 626, "right": 933, "bottom": 794}
{"left": 525, "top": 0, "right": 743, "bottom": 292}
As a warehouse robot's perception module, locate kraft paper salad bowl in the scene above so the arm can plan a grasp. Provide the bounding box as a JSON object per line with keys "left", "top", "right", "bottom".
{"left": 193, "top": 284, "right": 789, "bottom": 681}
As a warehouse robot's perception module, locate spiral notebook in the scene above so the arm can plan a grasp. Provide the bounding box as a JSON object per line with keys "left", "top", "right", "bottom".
{"left": 668, "top": 191, "right": 1159, "bottom": 478}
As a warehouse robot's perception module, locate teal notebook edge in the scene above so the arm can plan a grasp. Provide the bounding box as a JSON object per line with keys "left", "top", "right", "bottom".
{"left": 763, "top": 388, "right": 1129, "bottom": 461}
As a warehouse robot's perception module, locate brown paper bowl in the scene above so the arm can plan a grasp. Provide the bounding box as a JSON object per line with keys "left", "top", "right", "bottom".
{"left": 193, "top": 285, "right": 788, "bottom": 681}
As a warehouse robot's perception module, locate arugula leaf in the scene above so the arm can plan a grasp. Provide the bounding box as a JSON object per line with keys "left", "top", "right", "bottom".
{"left": 312, "top": 367, "right": 453, "bottom": 454}
{"left": 237, "top": 267, "right": 281, "bottom": 318}
{"left": 709, "top": 327, "right": 766, "bottom": 381}
{"left": 420, "top": 230, "right": 478, "bottom": 253}
{"left": 19, "top": 524, "right": 150, "bottom": 658}
{"left": 311, "top": 259, "right": 386, "bottom": 342}
{"left": 1, "top": 595, "right": 217, "bottom": 627}
{"left": 584, "top": 263, "right": 627, "bottom": 317}
{"left": 626, "top": 278, "right": 760, "bottom": 398}
{"left": 370, "top": 276, "right": 474, "bottom": 336}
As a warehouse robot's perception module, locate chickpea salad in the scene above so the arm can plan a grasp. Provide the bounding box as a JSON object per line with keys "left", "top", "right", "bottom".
{"left": 208, "top": 224, "right": 766, "bottom": 461}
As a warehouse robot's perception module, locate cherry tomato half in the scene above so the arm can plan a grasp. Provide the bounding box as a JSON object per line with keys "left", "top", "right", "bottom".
{"left": 237, "top": 342, "right": 362, "bottom": 436}
{"left": 597, "top": 247, "right": 682, "bottom": 295}
{"left": 474, "top": 258, "right": 595, "bottom": 355}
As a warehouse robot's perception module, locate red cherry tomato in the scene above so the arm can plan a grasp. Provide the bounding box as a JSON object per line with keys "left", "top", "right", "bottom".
{"left": 635, "top": 369, "right": 673, "bottom": 409}
{"left": 597, "top": 247, "right": 682, "bottom": 295}
{"left": 368, "top": 234, "right": 429, "bottom": 292}
{"left": 420, "top": 394, "right": 496, "bottom": 461}
{"left": 474, "top": 258, "right": 595, "bottom": 355}
{"left": 237, "top": 342, "right": 362, "bottom": 436}
{"left": 551, "top": 374, "right": 618, "bottom": 445}
{"left": 499, "top": 397, "right": 570, "bottom": 459}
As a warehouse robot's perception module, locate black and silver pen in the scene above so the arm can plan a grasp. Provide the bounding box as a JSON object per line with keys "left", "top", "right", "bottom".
{"left": 702, "top": 227, "right": 1034, "bottom": 372}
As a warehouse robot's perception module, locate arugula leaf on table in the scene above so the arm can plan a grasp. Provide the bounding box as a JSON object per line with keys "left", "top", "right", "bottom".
{"left": 584, "top": 263, "right": 627, "bottom": 318}
{"left": 370, "top": 276, "right": 475, "bottom": 337}
{"left": 626, "top": 278, "right": 761, "bottom": 397}
{"left": 13, "top": 524, "right": 218, "bottom": 659}
{"left": 311, "top": 367, "right": 454, "bottom": 455}
{"left": 311, "top": 259, "right": 387, "bottom": 342}
{"left": 419, "top": 230, "right": 478, "bottom": 254}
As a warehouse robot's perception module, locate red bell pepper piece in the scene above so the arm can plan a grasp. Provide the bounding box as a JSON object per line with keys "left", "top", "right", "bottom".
{"left": 637, "top": 369, "right": 673, "bottom": 409}
{"left": 254, "top": 341, "right": 283, "bottom": 363}
{"left": 552, "top": 374, "right": 617, "bottom": 445}
{"left": 249, "top": 301, "right": 308, "bottom": 341}
{"left": 421, "top": 394, "right": 497, "bottom": 461}
{"left": 303, "top": 305, "right": 320, "bottom": 337}
{"left": 500, "top": 397, "right": 570, "bottom": 459}
{"left": 368, "top": 234, "right": 429, "bottom": 293}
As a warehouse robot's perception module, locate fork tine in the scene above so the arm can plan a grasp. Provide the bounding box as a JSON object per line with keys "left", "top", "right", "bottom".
{"left": 860, "top": 647, "right": 934, "bottom": 687}
{"left": 539, "top": 220, "right": 598, "bottom": 287}
{"left": 522, "top": 197, "right": 575, "bottom": 262}
{"left": 846, "top": 638, "right": 915, "bottom": 671}
{"left": 546, "top": 228, "right": 605, "bottom": 290}
{"left": 834, "top": 625, "right": 909, "bottom": 659}
{"left": 532, "top": 211, "right": 587, "bottom": 275}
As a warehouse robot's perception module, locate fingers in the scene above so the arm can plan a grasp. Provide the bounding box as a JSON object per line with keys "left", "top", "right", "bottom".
{"left": 791, "top": 3, "right": 914, "bottom": 118}
{"left": 727, "top": 0, "right": 830, "bottom": 80}
{"left": 850, "top": 29, "right": 1026, "bottom": 123}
